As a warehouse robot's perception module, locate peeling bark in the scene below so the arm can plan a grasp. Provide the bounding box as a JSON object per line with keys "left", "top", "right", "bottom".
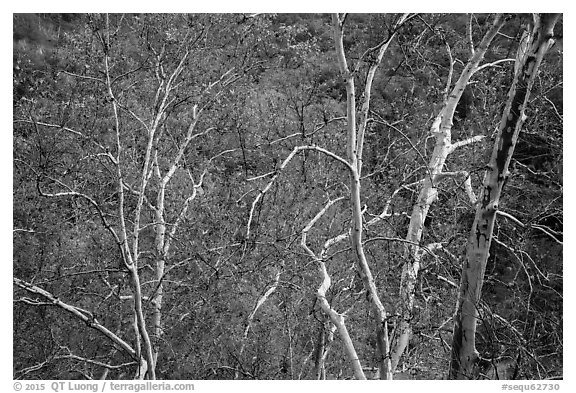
{"left": 449, "top": 14, "right": 560, "bottom": 380}
{"left": 391, "top": 14, "right": 506, "bottom": 372}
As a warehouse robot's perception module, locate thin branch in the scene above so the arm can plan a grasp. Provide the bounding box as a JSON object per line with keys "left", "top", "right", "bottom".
{"left": 15, "top": 297, "right": 53, "bottom": 306}
{"left": 36, "top": 185, "right": 123, "bottom": 251}
{"left": 13, "top": 277, "right": 137, "bottom": 360}
{"left": 364, "top": 236, "right": 422, "bottom": 247}
{"left": 364, "top": 237, "right": 441, "bottom": 260}
{"left": 492, "top": 237, "right": 534, "bottom": 312}
{"left": 246, "top": 145, "right": 353, "bottom": 240}
{"left": 496, "top": 210, "right": 525, "bottom": 227}
{"left": 449, "top": 135, "right": 486, "bottom": 153}
{"left": 267, "top": 117, "right": 347, "bottom": 147}
{"left": 116, "top": 102, "right": 150, "bottom": 134}
{"left": 497, "top": 210, "right": 563, "bottom": 245}
{"left": 542, "top": 96, "right": 563, "bottom": 121}
{"left": 475, "top": 58, "right": 515, "bottom": 73}
{"left": 355, "top": 13, "right": 410, "bottom": 174}
{"left": 164, "top": 148, "right": 236, "bottom": 254}
{"left": 122, "top": 180, "right": 156, "bottom": 212}
{"left": 355, "top": 13, "right": 412, "bottom": 73}
{"left": 14, "top": 119, "right": 115, "bottom": 162}
{"left": 362, "top": 180, "right": 422, "bottom": 230}
{"left": 497, "top": 31, "right": 516, "bottom": 40}
{"left": 58, "top": 70, "right": 105, "bottom": 84}
{"left": 217, "top": 365, "right": 254, "bottom": 379}
{"left": 13, "top": 228, "right": 37, "bottom": 233}
{"left": 14, "top": 359, "right": 52, "bottom": 379}
{"left": 433, "top": 171, "right": 477, "bottom": 204}
{"left": 531, "top": 225, "right": 563, "bottom": 244}
{"left": 103, "top": 45, "right": 133, "bottom": 266}
{"left": 36, "top": 269, "right": 124, "bottom": 286}
{"left": 443, "top": 39, "right": 454, "bottom": 102}
{"left": 300, "top": 195, "right": 365, "bottom": 380}
{"left": 371, "top": 116, "right": 433, "bottom": 183}
{"left": 235, "top": 269, "right": 281, "bottom": 378}
{"left": 56, "top": 352, "right": 137, "bottom": 370}
{"left": 435, "top": 274, "right": 458, "bottom": 288}
{"left": 163, "top": 182, "right": 202, "bottom": 255}
{"left": 301, "top": 197, "right": 346, "bottom": 259}
{"left": 111, "top": 63, "right": 146, "bottom": 85}
{"left": 467, "top": 14, "right": 475, "bottom": 56}
{"left": 161, "top": 125, "right": 215, "bottom": 187}
{"left": 246, "top": 171, "right": 275, "bottom": 182}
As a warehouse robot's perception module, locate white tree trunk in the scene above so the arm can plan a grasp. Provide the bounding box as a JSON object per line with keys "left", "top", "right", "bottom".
{"left": 390, "top": 14, "right": 506, "bottom": 372}
{"left": 449, "top": 14, "right": 560, "bottom": 379}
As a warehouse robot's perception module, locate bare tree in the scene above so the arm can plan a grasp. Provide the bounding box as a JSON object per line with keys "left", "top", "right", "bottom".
{"left": 246, "top": 13, "right": 411, "bottom": 379}
{"left": 449, "top": 13, "right": 560, "bottom": 380}
{"left": 14, "top": 14, "right": 255, "bottom": 379}
{"left": 331, "top": 12, "right": 412, "bottom": 380}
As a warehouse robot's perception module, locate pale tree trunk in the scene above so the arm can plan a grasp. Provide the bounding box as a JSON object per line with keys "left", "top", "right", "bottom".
{"left": 140, "top": 47, "right": 236, "bottom": 375}
{"left": 332, "top": 12, "right": 410, "bottom": 380}
{"left": 152, "top": 194, "right": 166, "bottom": 368}
{"left": 248, "top": 12, "right": 407, "bottom": 380}
{"left": 390, "top": 14, "right": 507, "bottom": 372}
{"left": 100, "top": 15, "right": 156, "bottom": 378}
{"left": 106, "top": 31, "right": 201, "bottom": 378}
{"left": 449, "top": 14, "right": 560, "bottom": 380}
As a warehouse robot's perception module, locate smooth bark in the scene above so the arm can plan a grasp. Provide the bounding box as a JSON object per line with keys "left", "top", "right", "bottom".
{"left": 333, "top": 13, "right": 395, "bottom": 379}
